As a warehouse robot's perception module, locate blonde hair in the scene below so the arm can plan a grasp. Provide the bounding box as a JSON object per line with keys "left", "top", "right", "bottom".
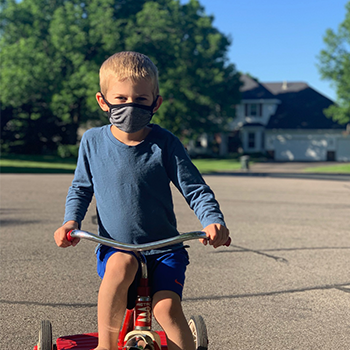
{"left": 99, "top": 51, "right": 159, "bottom": 98}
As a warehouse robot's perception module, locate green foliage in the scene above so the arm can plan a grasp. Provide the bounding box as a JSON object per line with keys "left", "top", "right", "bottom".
{"left": 0, "top": 0, "right": 105, "bottom": 154}
{"left": 125, "top": 0, "right": 241, "bottom": 138}
{"left": 318, "top": 2, "right": 350, "bottom": 125}
{"left": 57, "top": 144, "right": 79, "bottom": 158}
{"left": 0, "top": 0, "right": 241, "bottom": 155}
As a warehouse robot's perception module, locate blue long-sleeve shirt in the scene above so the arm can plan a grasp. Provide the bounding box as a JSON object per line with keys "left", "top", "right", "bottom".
{"left": 64, "top": 124, "right": 225, "bottom": 254}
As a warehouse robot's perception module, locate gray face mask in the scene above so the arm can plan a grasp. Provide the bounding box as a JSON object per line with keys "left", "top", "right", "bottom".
{"left": 101, "top": 93, "right": 159, "bottom": 133}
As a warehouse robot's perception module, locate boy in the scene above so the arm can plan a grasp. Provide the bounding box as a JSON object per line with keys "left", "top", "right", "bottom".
{"left": 54, "top": 51, "right": 229, "bottom": 350}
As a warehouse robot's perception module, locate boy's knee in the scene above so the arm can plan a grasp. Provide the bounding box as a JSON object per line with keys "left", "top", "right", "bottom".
{"left": 152, "top": 291, "right": 183, "bottom": 325}
{"left": 104, "top": 252, "right": 138, "bottom": 286}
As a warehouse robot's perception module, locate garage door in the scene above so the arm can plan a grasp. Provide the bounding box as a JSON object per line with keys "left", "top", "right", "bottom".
{"left": 337, "top": 138, "right": 350, "bottom": 161}
{"left": 274, "top": 139, "right": 327, "bottom": 161}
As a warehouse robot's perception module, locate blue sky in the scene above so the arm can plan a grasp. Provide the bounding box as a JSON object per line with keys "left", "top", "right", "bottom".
{"left": 184, "top": 0, "right": 348, "bottom": 101}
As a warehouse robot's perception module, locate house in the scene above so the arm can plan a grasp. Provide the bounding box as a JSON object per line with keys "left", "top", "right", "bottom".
{"left": 227, "top": 75, "right": 350, "bottom": 161}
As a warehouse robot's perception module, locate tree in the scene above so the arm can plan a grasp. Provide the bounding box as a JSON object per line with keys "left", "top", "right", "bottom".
{"left": 0, "top": 0, "right": 122, "bottom": 154}
{"left": 0, "top": 0, "right": 241, "bottom": 155}
{"left": 318, "top": 1, "right": 350, "bottom": 125}
{"left": 125, "top": 1, "right": 241, "bottom": 138}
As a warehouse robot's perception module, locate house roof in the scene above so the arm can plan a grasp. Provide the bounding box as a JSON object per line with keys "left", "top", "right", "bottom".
{"left": 240, "top": 75, "right": 276, "bottom": 100}
{"left": 262, "top": 82, "right": 342, "bottom": 130}
{"left": 262, "top": 81, "right": 308, "bottom": 95}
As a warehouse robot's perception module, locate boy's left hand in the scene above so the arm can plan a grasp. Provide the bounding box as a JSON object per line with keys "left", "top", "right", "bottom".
{"left": 201, "top": 223, "right": 230, "bottom": 248}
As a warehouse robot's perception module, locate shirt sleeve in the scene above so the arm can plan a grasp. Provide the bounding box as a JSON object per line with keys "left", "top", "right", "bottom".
{"left": 165, "top": 136, "right": 226, "bottom": 228}
{"left": 63, "top": 133, "right": 94, "bottom": 226}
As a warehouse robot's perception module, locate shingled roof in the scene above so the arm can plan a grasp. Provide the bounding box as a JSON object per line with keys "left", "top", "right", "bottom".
{"left": 261, "top": 82, "right": 342, "bottom": 130}
{"left": 240, "top": 75, "right": 276, "bottom": 100}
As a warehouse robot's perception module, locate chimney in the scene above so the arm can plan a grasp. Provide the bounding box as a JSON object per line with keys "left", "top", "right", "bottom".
{"left": 282, "top": 81, "right": 288, "bottom": 90}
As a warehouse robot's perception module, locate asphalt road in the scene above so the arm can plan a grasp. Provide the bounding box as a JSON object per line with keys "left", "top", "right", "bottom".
{"left": 1, "top": 174, "right": 349, "bottom": 350}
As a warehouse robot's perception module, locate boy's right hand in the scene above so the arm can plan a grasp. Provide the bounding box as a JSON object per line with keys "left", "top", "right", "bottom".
{"left": 54, "top": 221, "right": 80, "bottom": 247}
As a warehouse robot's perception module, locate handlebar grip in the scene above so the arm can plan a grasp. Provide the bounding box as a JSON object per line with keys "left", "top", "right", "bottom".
{"left": 67, "top": 230, "right": 75, "bottom": 242}
{"left": 224, "top": 237, "right": 231, "bottom": 247}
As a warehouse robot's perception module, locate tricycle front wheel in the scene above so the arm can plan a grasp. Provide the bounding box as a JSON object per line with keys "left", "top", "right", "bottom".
{"left": 188, "top": 315, "right": 208, "bottom": 350}
{"left": 37, "top": 320, "right": 53, "bottom": 350}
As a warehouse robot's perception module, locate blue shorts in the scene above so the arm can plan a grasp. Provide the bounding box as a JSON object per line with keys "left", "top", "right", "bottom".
{"left": 96, "top": 246, "right": 189, "bottom": 310}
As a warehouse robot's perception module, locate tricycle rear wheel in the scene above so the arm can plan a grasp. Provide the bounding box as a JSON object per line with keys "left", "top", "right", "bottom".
{"left": 188, "top": 315, "right": 208, "bottom": 350}
{"left": 37, "top": 320, "right": 53, "bottom": 350}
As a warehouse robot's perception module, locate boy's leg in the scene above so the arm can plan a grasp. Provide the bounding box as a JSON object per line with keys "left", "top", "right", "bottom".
{"left": 152, "top": 291, "right": 195, "bottom": 350}
{"left": 95, "top": 251, "right": 139, "bottom": 350}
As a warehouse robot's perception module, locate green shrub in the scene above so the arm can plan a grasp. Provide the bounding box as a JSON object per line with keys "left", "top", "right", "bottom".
{"left": 57, "top": 144, "right": 79, "bottom": 159}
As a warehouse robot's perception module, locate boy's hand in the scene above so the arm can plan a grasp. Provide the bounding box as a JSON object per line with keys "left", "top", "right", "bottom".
{"left": 201, "top": 223, "right": 230, "bottom": 248}
{"left": 54, "top": 221, "right": 80, "bottom": 248}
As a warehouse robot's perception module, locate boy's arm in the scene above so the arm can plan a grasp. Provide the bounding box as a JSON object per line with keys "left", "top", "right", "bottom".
{"left": 63, "top": 135, "right": 94, "bottom": 226}
{"left": 55, "top": 133, "right": 94, "bottom": 247}
{"left": 166, "top": 138, "right": 229, "bottom": 247}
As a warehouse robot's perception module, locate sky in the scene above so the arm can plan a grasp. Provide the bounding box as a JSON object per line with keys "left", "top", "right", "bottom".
{"left": 183, "top": 0, "right": 348, "bottom": 101}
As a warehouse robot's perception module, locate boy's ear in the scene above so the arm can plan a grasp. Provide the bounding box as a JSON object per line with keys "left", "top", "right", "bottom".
{"left": 96, "top": 92, "right": 109, "bottom": 112}
{"left": 153, "top": 95, "right": 163, "bottom": 113}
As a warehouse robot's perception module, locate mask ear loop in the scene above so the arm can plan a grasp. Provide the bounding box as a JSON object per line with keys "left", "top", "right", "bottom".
{"left": 99, "top": 92, "right": 112, "bottom": 108}
{"left": 150, "top": 96, "right": 159, "bottom": 116}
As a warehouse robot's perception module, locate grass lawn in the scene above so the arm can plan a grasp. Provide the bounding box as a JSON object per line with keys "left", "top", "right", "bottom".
{"left": 0, "top": 155, "right": 77, "bottom": 173}
{"left": 0, "top": 154, "right": 243, "bottom": 174}
{"left": 192, "top": 158, "right": 242, "bottom": 173}
{"left": 303, "top": 163, "right": 350, "bottom": 173}
{"left": 1, "top": 154, "right": 349, "bottom": 174}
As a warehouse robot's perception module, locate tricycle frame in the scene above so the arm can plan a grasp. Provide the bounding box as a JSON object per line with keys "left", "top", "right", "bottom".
{"left": 34, "top": 229, "right": 226, "bottom": 350}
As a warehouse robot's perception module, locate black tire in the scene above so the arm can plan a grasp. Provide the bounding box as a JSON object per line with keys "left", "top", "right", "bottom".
{"left": 188, "top": 315, "right": 208, "bottom": 350}
{"left": 38, "top": 320, "right": 53, "bottom": 350}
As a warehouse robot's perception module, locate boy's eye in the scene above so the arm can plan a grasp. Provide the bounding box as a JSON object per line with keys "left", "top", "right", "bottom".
{"left": 113, "top": 96, "right": 150, "bottom": 104}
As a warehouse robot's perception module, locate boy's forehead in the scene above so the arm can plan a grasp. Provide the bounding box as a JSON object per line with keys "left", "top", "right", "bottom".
{"left": 107, "top": 75, "right": 153, "bottom": 94}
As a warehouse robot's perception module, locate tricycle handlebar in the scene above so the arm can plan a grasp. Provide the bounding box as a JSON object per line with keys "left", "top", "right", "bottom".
{"left": 68, "top": 229, "right": 230, "bottom": 251}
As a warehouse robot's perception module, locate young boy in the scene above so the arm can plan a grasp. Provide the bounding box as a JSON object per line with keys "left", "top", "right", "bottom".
{"left": 54, "top": 51, "right": 229, "bottom": 350}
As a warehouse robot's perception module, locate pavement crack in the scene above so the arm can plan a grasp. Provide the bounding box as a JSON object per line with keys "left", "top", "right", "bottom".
{"left": 183, "top": 282, "right": 350, "bottom": 301}
{"left": 336, "top": 285, "right": 350, "bottom": 293}
{"left": 0, "top": 299, "right": 97, "bottom": 308}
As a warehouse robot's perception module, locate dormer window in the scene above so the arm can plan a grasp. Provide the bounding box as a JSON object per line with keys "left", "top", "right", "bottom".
{"left": 245, "top": 103, "right": 262, "bottom": 117}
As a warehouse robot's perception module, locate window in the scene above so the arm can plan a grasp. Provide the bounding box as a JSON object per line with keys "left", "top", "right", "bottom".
{"left": 250, "top": 103, "right": 258, "bottom": 116}
{"left": 248, "top": 132, "right": 255, "bottom": 148}
{"left": 245, "top": 103, "right": 263, "bottom": 117}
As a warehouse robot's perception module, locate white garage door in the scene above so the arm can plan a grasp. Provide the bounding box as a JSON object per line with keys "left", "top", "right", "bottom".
{"left": 274, "top": 139, "right": 327, "bottom": 161}
{"left": 336, "top": 138, "right": 350, "bottom": 161}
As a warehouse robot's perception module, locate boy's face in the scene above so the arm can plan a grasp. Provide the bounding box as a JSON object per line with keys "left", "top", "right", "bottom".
{"left": 96, "top": 76, "right": 162, "bottom": 113}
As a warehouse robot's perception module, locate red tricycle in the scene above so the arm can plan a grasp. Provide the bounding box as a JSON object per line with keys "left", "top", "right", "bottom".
{"left": 34, "top": 230, "right": 230, "bottom": 350}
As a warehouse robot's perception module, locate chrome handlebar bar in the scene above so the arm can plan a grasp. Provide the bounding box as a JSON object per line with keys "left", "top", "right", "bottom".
{"left": 67, "top": 229, "right": 209, "bottom": 252}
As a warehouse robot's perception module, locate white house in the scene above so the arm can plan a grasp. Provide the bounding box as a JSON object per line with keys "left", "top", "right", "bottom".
{"left": 228, "top": 75, "right": 350, "bottom": 161}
